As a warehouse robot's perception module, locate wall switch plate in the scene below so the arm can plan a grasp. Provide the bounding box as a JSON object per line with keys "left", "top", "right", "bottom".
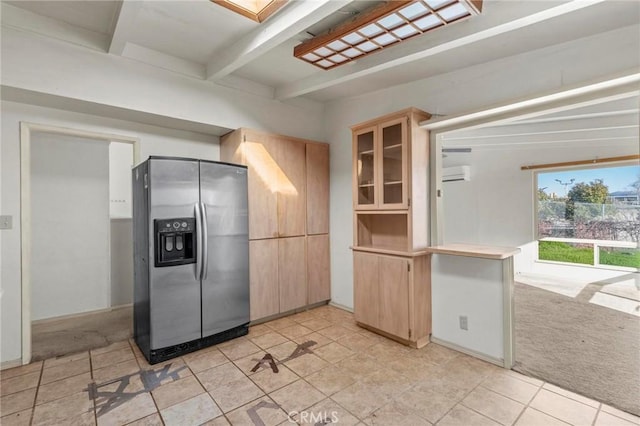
{"left": 459, "top": 315, "right": 468, "bottom": 330}
{"left": 0, "top": 215, "right": 12, "bottom": 230}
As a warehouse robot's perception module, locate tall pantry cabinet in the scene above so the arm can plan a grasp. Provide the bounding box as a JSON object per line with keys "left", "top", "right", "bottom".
{"left": 221, "top": 128, "right": 330, "bottom": 322}
{"left": 351, "top": 108, "right": 432, "bottom": 348}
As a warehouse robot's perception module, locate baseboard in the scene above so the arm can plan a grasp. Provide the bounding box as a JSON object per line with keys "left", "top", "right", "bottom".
{"left": 356, "top": 322, "right": 430, "bottom": 348}
{"left": 328, "top": 301, "right": 353, "bottom": 313}
{"left": 249, "top": 300, "right": 331, "bottom": 326}
{"left": 430, "top": 336, "right": 505, "bottom": 368}
{"left": 1, "top": 358, "right": 23, "bottom": 371}
{"left": 32, "top": 303, "right": 132, "bottom": 325}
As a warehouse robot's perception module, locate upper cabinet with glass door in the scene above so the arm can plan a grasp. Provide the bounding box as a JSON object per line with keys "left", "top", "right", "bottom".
{"left": 380, "top": 117, "right": 407, "bottom": 209}
{"left": 352, "top": 109, "right": 429, "bottom": 211}
{"left": 354, "top": 125, "right": 377, "bottom": 208}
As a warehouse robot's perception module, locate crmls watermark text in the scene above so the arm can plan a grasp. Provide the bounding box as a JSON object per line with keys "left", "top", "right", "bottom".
{"left": 288, "top": 410, "right": 339, "bottom": 424}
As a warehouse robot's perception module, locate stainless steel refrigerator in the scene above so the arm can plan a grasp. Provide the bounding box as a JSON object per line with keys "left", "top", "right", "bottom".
{"left": 132, "top": 156, "right": 249, "bottom": 364}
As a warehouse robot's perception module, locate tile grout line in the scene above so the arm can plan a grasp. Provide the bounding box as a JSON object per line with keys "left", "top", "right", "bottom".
{"left": 520, "top": 381, "right": 577, "bottom": 426}
{"left": 188, "top": 343, "right": 250, "bottom": 423}
{"left": 89, "top": 349, "right": 98, "bottom": 426}
{"left": 542, "top": 381, "right": 602, "bottom": 409}
{"left": 248, "top": 319, "right": 363, "bottom": 423}
{"left": 447, "top": 373, "right": 510, "bottom": 425}
{"left": 300, "top": 372, "right": 363, "bottom": 423}
{"left": 509, "top": 379, "right": 546, "bottom": 426}
{"left": 475, "top": 381, "right": 532, "bottom": 407}
{"left": 126, "top": 338, "right": 166, "bottom": 426}
{"left": 235, "top": 336, "right": 319, "bottom": 421}
{"left": 29, "top": 361, "right": 45, "bottom": 426}
{"left": 591, "top": 403, "right": 603, "bottom": 426}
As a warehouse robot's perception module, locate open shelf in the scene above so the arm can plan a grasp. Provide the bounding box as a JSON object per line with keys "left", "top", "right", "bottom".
{"left": 356, "top": 212, "right": 408, "bottom": 252}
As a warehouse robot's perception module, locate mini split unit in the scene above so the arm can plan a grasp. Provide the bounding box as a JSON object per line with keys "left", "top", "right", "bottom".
{"left": 442, "top": 165, "right": 471, "bottom": 182}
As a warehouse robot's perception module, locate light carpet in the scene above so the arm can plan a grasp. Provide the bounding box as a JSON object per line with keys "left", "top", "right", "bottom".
{"left": 514, "top": 276, "right": 640, "bottom": 416}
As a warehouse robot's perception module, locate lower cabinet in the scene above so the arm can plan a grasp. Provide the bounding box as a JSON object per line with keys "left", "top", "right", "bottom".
{"left": 249, "top": 239, "right": 279, "bottom": 321}
{"left": 379, "top": 255, "right": 410, "bottom": 339}
{"left": 307, "top": 234, "right": 330, "bottom": 305}
{"left": 250, "top": 235, "right": 331, "bottom": 322}
{"left": 353, "top": 250, "right": 431, "bottom": 347}
{"left": 354, "top": 251, "right": 379, "bottom": 327}
{"left": 279, "top": 237, "right": 307, "bottom": 312}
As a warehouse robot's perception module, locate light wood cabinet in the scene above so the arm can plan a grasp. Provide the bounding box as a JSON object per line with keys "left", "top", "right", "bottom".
{"left": 353, "top": 115, "right": 416, "bottom": 210}
{"left": 351, "top": 108, "right": 432, "bottom": 348}
{"left": 353, "top": 251, "right": 431, "bottom": 347}
{"left": 353, "top": 251, "right": 379, "bottom": 326}
{"left": 279, "top": 237, "right": 307, "bottom": 312}
{"left": 307, "top": 234, "right": 330, "bottom": 305}
{"left": 378, "top": 255, "right": 410, "bottom": 339}
{"left": 220, "top": 129, "right": 278, "bottom": 240}
{"left": 276, "top": 137, "right": 306, "bottom": 237}
{"left": 306, "top": 143, "right": 329, "bottom": 235}
{"left": 249, "top": 239, "right": 279, "bottom": 321}
{"left": 352, "top": 109, "right": 431, "bottom": 253}
{"left": 221, "top": 128, "right": 331, "bottom": 322}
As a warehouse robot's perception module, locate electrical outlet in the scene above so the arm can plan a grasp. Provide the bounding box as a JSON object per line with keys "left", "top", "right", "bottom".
{"left": 459, "top": 315, "right": 468, "bottom": 330}
{"left": 0, "top": 215, "right": 12, "bottom": 230}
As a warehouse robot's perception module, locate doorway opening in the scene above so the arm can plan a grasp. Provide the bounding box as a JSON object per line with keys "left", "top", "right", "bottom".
{"left": 20, "top": 123, "right": 138, "bottom": 363}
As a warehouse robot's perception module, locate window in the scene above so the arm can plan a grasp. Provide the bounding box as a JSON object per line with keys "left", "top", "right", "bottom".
{"left": 211, "top": 0, "right": 288, "bottom": 23}
{"left": 536, "top": 164, "right": 640, "bottom": 270}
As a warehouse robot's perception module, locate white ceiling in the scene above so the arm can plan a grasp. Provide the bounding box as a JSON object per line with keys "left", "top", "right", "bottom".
{"left": 440, "top": 95, "right": 640, "bottom": 167}
{"left": 2, "top": 0, "right": 639, "bottom": 103}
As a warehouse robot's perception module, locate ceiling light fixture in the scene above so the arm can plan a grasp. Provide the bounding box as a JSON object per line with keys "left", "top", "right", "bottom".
{"left": 212, "top": 0, "right": 288, "bottom": 23}
{"left": 294, "top": 0, "right": 482, "bottom": 70}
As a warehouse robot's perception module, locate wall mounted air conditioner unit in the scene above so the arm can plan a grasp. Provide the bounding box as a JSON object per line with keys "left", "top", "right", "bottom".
{"left": 442, "top": 165, "right": 471, "bottom": 182}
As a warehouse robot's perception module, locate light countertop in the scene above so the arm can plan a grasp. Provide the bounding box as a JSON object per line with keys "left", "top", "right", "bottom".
{"left": 426, "top": 243, "right": 521, "bottom": 260}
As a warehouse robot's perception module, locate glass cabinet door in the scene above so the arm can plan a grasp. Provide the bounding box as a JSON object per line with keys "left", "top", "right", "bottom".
{"left": 355, "top": 128, "right": 376, "bottom": 207}
{"left": 380, "top": 118, "right": 406, "bottom": 207}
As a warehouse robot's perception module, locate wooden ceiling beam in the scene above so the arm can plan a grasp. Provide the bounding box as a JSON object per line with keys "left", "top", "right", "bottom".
{"left": 293, "top": 1, "right": 413, "bottom": 58}
{"left": 206, "top": 0, "right": 351, "bottom": 81}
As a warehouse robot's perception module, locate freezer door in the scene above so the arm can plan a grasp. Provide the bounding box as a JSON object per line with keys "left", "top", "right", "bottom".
{"left": 148, "top": 158, "right": 202, "bottom": 349}
{"left": 200, "top": 161, "right": 250, "bottom": 337}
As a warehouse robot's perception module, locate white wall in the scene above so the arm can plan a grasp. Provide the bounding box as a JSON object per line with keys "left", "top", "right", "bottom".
{"left": 109, "top": 142, "right": 133, "bottom": 218}
{"left": 0, "top": 101, "right": 222, "bottom": 364}
{"left": 31, "top": 132, "right": 110, "bottom": 320}
{"left": 111, "top": 218, "right": 133, "bottom": 307}
{"left": 324, "top": 25, "right": 640, "bottom": 309}
{"left": 0, "top": 26, "right": 325, "bottom": 142}
{"left": 442, "top": 144, "right": 637, "bottom": 248}
{"left": 431, "top": 255, "right": 506, "bottom": 361}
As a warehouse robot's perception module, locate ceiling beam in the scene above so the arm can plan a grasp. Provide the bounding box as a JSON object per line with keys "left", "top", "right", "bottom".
{"left": 276, "top": 0, "right": 606, "bottom": 100}
{"left": 206, "top": 0, "right": 351, "bottom": 81}
{"left": 108, "top": 0, "right": 142, "bottom": 55}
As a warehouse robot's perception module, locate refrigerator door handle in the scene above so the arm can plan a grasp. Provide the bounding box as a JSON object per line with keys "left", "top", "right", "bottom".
{"left": 194, "top": 203, "right": 203, "bottom": 280}
{"left": 200, "top": 202, "right": 209, "bottom": 281}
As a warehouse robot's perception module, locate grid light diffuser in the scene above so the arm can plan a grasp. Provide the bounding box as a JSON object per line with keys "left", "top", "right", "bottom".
{"left": 294, "top": 0, "right": 483, "bottom": 70}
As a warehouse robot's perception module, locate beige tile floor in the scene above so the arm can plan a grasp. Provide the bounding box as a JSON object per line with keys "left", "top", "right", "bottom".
{"left": 1, "top": 305, "right": 639, "bottom": 426}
